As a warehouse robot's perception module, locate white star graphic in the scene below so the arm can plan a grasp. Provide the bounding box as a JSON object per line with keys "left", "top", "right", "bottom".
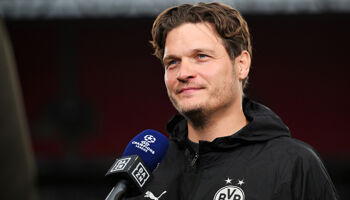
{"left": 225, "top": 177, "right": 232, "bottom": 184}
{"left": 237, "top": 179, "right": 245, "bottom": 186}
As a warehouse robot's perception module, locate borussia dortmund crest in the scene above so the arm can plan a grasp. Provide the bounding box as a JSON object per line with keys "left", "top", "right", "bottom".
{"left": 213, "top": 177, "right": 245, "bottom": 200}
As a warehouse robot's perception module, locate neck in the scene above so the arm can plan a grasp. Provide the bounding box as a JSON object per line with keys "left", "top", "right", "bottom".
{"left": 187, "top": 98, "right": 248, "bottom": 143}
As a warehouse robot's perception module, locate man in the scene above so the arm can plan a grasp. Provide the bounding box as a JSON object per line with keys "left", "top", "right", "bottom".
{"left": 128, "top": 2, "right": 338, "bottom": 200}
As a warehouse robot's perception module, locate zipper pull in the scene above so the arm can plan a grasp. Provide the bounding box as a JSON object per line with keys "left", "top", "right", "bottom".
{"left": 191, "top": 153, "right": 199, "bottom": 166}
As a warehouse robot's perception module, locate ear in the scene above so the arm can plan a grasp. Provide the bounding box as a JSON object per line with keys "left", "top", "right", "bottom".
{"left": 235, "top": 50, "right": 251, "bottom": 81}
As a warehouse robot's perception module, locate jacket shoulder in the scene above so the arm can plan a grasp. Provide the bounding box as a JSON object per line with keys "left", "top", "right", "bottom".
{"left": 265, "top": 136, "right": 322, "bottom": 161}
{"left": 267, "top": 137, "right": 338, "bottom": 200}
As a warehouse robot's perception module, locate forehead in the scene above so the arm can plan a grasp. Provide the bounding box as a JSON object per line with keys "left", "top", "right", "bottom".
{"left": 163, "top": 22, "right": 224, "bottom": 58}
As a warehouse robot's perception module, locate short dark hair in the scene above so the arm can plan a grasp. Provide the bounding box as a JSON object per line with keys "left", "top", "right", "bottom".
{"left": 151, "top": 2, "right": 252, "bottom": 89}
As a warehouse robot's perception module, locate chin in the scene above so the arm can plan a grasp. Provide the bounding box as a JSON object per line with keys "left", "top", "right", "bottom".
{"left": 178, "top": 103, "right": 205, "bottom": 114}
{"left": 169, "top": 94, "right": 205, "bottom": 112}
{"left": 181, "top": 106, "right": 209, "bottom": 129}
{"left": 177, "top": 99, "right": 201, "bottom": 109}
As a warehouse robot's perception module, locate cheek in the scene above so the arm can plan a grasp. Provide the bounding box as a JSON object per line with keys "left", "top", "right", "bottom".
{"left": 208, "top": 67, "right": 235, "bottom": 88}
{"left": 202, "top": 68, "right": 230, "bottom": 85}
{"left": 164, "top": 71, "right": 175, "bottom": 90}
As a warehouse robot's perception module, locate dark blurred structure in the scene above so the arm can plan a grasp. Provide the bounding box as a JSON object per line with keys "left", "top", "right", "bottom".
{"left": 1, "top": 1, "right": 350, "bottom": 199}
{"left": 0, "top": 18, "right": 37, "bottom": 200}
{"left": 1, "top": 0, "right": 350, "bottom": 18}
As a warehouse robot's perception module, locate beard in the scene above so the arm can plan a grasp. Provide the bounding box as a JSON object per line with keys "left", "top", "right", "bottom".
{"left": 166, "top": 63, "right": 238, "bottom": 130}
{"left": 168, "top": 92, "right": 210, "bottom": 130}
{"left": 182, "top": 108, "right": 208, "bottom": 130}
{"left": 168, "top": 87, "right": 238, "bottom": 131}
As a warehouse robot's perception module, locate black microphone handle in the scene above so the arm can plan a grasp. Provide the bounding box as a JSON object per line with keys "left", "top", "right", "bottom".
{"left": 105, "top": 179, "right": 128, "bottom": 200}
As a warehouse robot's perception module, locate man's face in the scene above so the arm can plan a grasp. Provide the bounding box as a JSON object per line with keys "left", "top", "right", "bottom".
{"left": 163, "top": 22, "right": 243, "bottom": 116}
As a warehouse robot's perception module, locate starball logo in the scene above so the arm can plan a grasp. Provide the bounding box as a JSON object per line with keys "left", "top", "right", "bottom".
{"left": 131, "top": 135, "right": 157, "bottom": 154}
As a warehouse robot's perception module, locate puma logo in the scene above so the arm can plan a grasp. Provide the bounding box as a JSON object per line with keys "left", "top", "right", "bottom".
{"left": 144, "top": 191, "right": 167, "bottom": 200}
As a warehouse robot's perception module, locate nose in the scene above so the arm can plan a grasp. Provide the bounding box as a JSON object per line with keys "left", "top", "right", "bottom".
{"left": 176, "top": 59, "right": 196, "bottom": 82}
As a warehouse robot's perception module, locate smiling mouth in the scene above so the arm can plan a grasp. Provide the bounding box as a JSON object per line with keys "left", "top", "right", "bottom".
{"left": 176, "top": 87, "right": 203, "bottom": 94}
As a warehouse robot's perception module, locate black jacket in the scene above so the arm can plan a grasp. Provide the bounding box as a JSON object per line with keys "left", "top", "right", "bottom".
{"left": 128, "top": 98, "right": 338, "bottom": 200}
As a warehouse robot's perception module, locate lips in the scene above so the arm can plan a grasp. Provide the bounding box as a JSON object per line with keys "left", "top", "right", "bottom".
{"left": 176, "top": 86, "right": 204, "bottom": 94}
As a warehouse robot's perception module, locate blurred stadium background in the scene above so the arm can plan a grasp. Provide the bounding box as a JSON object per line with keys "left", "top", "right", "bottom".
{"left": 1, "top": 0, "right": 349, "bottom": 199}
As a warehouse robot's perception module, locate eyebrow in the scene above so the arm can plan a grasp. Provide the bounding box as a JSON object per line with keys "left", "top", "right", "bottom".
{"left": 192, "top": 48, "right": 216, "bottom": 55}
{"left": 163, "top": 55, "right": 178, "bottom": 62}
{"left": 163, "top": 48, "right": 215, "bottom": 62}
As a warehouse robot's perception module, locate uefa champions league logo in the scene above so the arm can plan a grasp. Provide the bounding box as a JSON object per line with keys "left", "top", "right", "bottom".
{"left": 144, "top": 135, "right": 156, "bottom": 144}
{"left": 131, "top": 135, "right": 157, "bottom": 154}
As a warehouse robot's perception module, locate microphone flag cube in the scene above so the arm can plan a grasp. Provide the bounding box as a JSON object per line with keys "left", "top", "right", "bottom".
{"left": 105, "top": 155, "right": 152, "bottom": 196}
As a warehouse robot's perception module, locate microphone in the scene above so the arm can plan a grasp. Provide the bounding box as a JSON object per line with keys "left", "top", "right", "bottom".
{"left": 105, "top": 129, "right": 169, "bottom": 200}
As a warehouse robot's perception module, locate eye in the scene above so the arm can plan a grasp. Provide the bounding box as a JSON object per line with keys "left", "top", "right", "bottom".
{"left": 168, "top": 60, "right": 177, "bottom": 65}
{"left": 198, "top": 54, "right": 207, "bottom": 58}
{"left": 197, "top": 54, "right": 209, "bottom": 60}
{"left": 165, "top": 60, "right": 178, "bottom": 69}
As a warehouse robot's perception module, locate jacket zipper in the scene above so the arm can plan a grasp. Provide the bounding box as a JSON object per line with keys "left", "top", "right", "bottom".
{"left": 191, "top": 153, "right": 199, "bottom": 166}
{"left": 188, "top": 152, "right": 201, "bottom": 200}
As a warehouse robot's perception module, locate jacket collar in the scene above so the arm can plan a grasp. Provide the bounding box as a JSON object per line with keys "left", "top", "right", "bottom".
{"left": 166, "top": 98, "right": 291, "bottom": 150}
